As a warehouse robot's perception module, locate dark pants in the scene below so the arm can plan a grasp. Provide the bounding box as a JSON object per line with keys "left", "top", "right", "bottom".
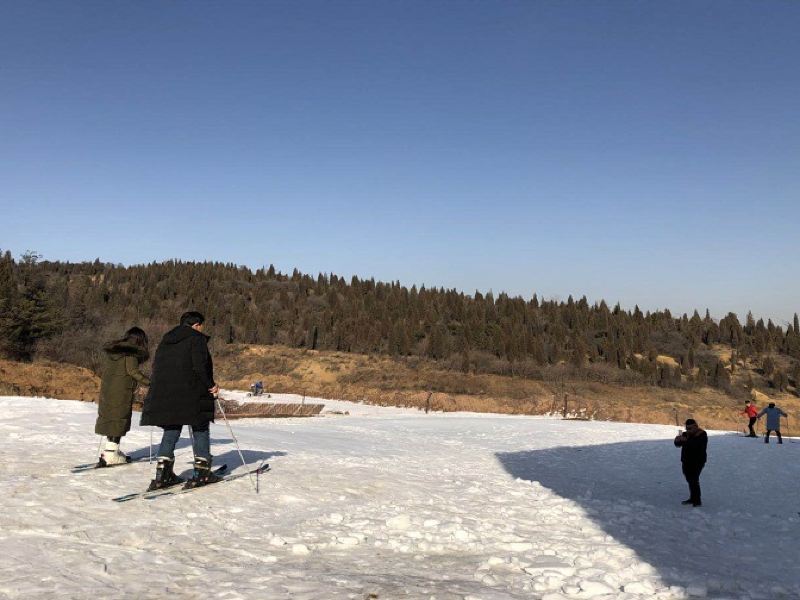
{"left": 765, "top": 429, "right": 782, "bottom": 443}
{"left": 682, "top": 462, "right": 704, "bottom": 504}
{"left": 747, "top": 417, "right": 757, "bottom": 437}
{"left": 157, "top": 422, "right": 211, "bottom": 461}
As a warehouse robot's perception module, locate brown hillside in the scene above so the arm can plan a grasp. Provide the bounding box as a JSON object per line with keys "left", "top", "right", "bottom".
{"left": 2, "top": 344, "right": 798, "bottom": 434}
{"left": 214, "top": 344, "right": 800, "bottom": 432}
{"left": 0, "top": 359, "right": 100, "bottom": 401}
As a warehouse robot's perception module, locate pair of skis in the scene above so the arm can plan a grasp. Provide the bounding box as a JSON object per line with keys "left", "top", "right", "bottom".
{"left": 112, "top": 463, "right": 269, "bottom": 502}
{"left": 87, "top": 396, "right": 269, "bottom": 501}
{"left": 71, "top": 456, "right": 150, "bottom": 473}
{"left": 111, "top": 462, "right": 270, "bottom": 502}
{"left": 70, "top": 457, "right": 270, "bottom": 501}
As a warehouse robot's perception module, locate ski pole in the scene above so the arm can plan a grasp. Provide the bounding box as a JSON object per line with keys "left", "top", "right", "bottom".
{"left": 189, "top": 427, "right": 195, "bottom": 460}
{"left": 216, "top": 395, "right": 257, "bottom": 493}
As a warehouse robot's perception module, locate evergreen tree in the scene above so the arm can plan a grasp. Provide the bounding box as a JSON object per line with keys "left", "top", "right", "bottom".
{"left": 1, "top": 279, "right": 62, "bottom": 360}
{"left": 771, "top": 369, "right": 788, "bottom": 392}
{"left": 762, "top": 355, "right": 775, "bottom": 377}
{"left": 426, "top": 322, "right": 449, "bottom": 360}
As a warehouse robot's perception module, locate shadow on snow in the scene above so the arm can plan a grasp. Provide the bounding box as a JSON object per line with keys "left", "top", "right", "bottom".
{"left": 495, "top": 433, "right": 800, "bottom": 593}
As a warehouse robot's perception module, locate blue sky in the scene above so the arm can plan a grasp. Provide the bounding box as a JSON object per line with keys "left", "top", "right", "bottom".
{"left": 1, "top": 2, "right": 798, "bottom": 324}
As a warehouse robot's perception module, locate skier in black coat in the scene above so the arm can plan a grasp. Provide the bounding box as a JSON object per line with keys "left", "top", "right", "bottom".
{"left": 673, "top": 418, "right": 708, "bottom": 507}
{"left": 141, "top": 311, "right": 222, "bottom": 489}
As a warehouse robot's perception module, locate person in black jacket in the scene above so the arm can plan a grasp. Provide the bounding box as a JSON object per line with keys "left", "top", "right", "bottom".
{"left": 141, "top": 311, "right": 222, "bottom": 490}
{"left": 673, "top": 418, "right": 708, "bottom": 507}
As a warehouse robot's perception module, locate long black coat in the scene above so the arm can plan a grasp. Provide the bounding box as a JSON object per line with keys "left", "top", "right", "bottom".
{"left": 140, "top": 325, "right": 216, "bottom": 427}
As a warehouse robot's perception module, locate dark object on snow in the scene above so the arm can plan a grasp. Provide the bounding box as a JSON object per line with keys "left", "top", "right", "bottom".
{"left": 215, "top": 396, "right": 324, "bottom": 419}
{"left": 183, "top": 456, "right": 225, "bottom": 488}
{"left": 757, "top": 404, "right": 787, "bottom": 443}
{"left": 147, "top": 457, "right": 185, "bottom": 491}
{"left": 115, "top": 464, "right": 231, "bottom": 502}
{"left": 112, "top": 463, "right": 270, "bottom": 503}
{"left": 674, "top": 420, "right": 708, "bottom": 507}
{"left": 141, "top": 324, "right": 216, "bottom": 427}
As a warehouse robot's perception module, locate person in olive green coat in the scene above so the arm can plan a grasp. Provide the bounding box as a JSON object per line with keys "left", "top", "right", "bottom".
{"left": 95, "top": 327, "right": 150, "bottom": 466}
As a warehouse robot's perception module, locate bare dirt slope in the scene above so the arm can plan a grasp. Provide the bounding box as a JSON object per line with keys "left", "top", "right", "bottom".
{"left": 2, "top": 344, "right": 798, "bottom": 433}
{"left": 0, "top": 359, "right": 99, "bottom": 401}
{"left": 214, "top": 344, "right": 800, "bottom": 432}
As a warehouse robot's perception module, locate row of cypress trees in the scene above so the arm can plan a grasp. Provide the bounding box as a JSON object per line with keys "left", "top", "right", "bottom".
{"left": 1, "top": 250, "right": 798, "bottom": 394}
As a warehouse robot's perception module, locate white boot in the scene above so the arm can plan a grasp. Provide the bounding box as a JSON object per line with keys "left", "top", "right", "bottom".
{"left": 100, "top": 441, "right": 129, "bottom": 466}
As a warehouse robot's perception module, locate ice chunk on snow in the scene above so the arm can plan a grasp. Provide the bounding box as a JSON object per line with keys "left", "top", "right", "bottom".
{"left": 335, "top": 536, "right": 359, "bottom": 547}
{"left": 291, "top": 544, "right": 310, "bottom": 555}
{"left": 578, "top": 579, "right": 616, "bottom": 596}
{"left": 501, "top": 541, "right": 533, "bottom": 552}
{"left": 385, "top": 514, "right": 411, "bottom": 530}
{"left": 523, "top": 556, "right": 575, "bottom": 577}
{"left": 623, "top": 581, "right": 655, "bottom": 594}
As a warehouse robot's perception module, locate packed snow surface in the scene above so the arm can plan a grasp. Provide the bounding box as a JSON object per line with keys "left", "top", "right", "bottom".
{"left": 1, "top": 392, "right": 799, "bottom": 599}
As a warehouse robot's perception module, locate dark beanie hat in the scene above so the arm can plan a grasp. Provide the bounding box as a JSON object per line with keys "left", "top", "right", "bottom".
{"left": 685, "top": 418, "right": 697, "bottom": 426}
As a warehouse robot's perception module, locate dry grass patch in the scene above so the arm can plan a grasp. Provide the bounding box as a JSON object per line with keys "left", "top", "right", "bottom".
{"left": 214, "top": 344, "right": 800, "bottom": 430}
{"left": 0, "top": 358, "right": 100, "bottom": 401}
{"left": 4, "top": 341, "right": 798, "bottom": 434}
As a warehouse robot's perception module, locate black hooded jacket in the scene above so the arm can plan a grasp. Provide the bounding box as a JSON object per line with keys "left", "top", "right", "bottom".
{"left": 674, "top": 429, "right": 708, "bottom": 466}
{"left": 140, "top": 325, "right": 216, "bottom": 427}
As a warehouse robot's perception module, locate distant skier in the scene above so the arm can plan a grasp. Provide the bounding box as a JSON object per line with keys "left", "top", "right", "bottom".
{"left": 674, "top": 418, "right": 708, "bottom": 507}
{"left": 741, "top": 400, "right": 759, "bottom": 437}
{"left": 141, "top": 311, "right": 223, "bottom": 489}
{"left": 757, "top": 402, "right": 788, "bottom": 444}
{"left": 95, "top": 327, "right": 150, "bottom": 466}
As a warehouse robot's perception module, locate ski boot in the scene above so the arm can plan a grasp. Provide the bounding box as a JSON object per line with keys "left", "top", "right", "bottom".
{"left": 184, "top": 456, "right": 224, "bottom": 489}
{"left": 147, "top": 457, "right": 184, "bottom": 491}
{"left": 98, "top": 440, "right": 131, "bottom": 467}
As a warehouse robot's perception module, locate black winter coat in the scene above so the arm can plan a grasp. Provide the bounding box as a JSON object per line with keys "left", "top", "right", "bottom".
{"left": 140, "top": 325, "right": 216, "bottom": 427}
{"left": 674, "top": 430, "right": 708, "bottom": 466}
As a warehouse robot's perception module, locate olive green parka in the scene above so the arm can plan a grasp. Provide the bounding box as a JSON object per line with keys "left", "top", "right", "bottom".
{"left": 95, "top": 341, "right": 150, "bottom": 437}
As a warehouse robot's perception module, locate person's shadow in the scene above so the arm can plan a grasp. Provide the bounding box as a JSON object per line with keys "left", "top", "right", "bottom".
{"left": 496, "top": 434, "right": 800, "bottom": 594}
{"left": 213, "top": 449, "right": 287, "bottom": 468}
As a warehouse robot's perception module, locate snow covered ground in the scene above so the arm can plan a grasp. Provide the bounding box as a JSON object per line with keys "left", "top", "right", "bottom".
{"left": 0, "top": 392, "right": 798, "bottom": 600}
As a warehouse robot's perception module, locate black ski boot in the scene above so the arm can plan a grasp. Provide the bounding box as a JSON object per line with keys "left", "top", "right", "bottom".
{"left": 184, "top": 456, "right": 224, "bottom": 489}
{"left": 147, "top": 457, "right": 184, "bottom": 491}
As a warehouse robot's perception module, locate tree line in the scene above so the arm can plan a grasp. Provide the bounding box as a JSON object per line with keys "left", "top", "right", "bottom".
{"left": 1, "top": 250, "right": 798, "bottom": 395}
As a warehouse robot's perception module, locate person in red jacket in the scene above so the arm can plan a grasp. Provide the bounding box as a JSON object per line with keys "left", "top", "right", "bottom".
{"left": 741, "top": 400, "right": 759, "bottom": 438}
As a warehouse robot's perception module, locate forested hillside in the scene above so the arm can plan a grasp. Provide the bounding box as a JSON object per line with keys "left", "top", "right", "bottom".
{"left": 1, "top": 250, "right": 798, "bottom": 397}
